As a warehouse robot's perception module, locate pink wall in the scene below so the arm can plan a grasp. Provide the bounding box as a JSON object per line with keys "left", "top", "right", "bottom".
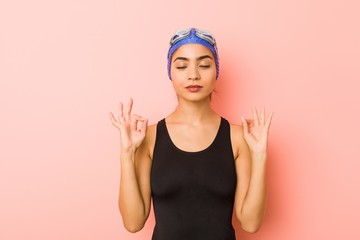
{"left": 1, "top": 0, "right": 359, "bottom": 239}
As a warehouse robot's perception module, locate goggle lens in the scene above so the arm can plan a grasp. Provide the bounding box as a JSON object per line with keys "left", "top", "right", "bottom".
{"left": 170, "top": 28, "right": 216, "bottom": 46}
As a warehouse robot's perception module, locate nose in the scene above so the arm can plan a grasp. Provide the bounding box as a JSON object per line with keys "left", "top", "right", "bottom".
{"left": 188, "top": 65, "right": 200, "bottom": 80}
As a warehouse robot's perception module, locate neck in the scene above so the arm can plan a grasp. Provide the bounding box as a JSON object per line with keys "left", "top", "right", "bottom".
{"left": 169, "top": 97, "right": 218, "bottom": 124}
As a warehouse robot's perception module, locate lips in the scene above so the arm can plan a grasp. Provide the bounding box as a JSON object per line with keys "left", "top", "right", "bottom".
{"left": 186, "top": 85, "right": 203, "bottom": 92}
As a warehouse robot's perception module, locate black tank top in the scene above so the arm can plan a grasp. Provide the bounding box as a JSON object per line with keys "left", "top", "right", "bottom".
{"left": 150, "top": 117, "right": 237, "bottom": 240}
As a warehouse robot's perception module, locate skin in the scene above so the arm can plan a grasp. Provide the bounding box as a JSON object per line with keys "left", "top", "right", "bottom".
{"left": 109, "top": 43, "right": 273, "bottom": 234}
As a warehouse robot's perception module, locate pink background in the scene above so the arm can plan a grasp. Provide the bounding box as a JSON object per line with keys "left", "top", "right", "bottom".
{"left": 1, "top": 0, "right": 359, "bottom": 239}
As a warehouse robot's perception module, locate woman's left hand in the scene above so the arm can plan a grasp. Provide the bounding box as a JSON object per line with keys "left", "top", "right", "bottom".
{"left": 241, "top": 107, "right": 273, "bottom": 154}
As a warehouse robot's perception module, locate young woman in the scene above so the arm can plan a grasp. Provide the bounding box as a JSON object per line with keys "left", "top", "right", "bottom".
{"left": 109, "top": 28, "right": 273, "bottom": 240}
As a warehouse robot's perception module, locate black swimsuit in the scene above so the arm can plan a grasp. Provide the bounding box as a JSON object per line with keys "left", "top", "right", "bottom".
{"left": 150, "top": 117, "right": 237, "bottom": 240}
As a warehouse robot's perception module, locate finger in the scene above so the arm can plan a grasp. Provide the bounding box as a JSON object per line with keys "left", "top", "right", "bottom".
{"left": 252, "top": 106, "right": 259, "bottom": 126}
{"left": 125, "top": 98, "right": 133, "bottom": 122}
{"left": 130, "top": 118, "right": 138, "bottom": 130}
{"left": 260, "top": 107, "right": 265, "bottom": 125}
{"left": 241, "top": 116, "right": 249, "bottom": 134}
{"left": 132, "top": 114, "right": 144, "bottom": 120}
{"left": 246, "top": 119, "right": 254, "bottom": 128}
{"left": 109, "top": 112, "right": 120, "bottom": 128}
{"left": 131, "top": 114, "right": 143, "bottom": 130}
{"left": 265, "top": 112, "right": 274, "bottom": 130}
{"left": 140, "top": 119, "right": 148, "bottom": 135}
{"left": 118, "top": 102, "right": 125, "bottom": 123}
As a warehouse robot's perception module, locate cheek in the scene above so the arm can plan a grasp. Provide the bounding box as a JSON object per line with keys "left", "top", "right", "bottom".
{"left": 171, "top": 80, "right": 184, "bottom": 95}
{"left": 203, "top": 68, "right": 217, "bottom": 81}
{"left": 170, "top": 66, "right": 176, "bottom": 79}
{"left": 210, "top": 64, "right": 217, "bottom": 76}
{"left": 170, "top": 66, "right": 186, "bottom": 81}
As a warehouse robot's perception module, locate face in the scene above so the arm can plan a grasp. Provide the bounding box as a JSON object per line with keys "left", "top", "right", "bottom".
{"left": 170, "top": 44, "right": 217, "bottom": 102}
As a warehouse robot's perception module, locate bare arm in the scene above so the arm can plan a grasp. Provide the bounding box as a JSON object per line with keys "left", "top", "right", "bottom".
{"left": 109, "top": 98, "right": 153, "bottom": 232}
{"left": 233, "top": 107, "right": 273, "bottom": 233}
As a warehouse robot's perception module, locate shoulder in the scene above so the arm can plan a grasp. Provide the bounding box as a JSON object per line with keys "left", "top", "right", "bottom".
{"left": 142, "top": 121, "right": 160, "bottom": 159}
{"left": 229, "top": 122, "right": 247, "bottom": 159}
{"left": 146, "top": 123, "right": 158, "bottom": 139}
{"left": 229, "top": 122, "right": 243, "bottom": 145}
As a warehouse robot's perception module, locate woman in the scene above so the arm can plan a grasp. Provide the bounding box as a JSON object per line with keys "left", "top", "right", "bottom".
{"left": 109, "top": 28, "right": 273, "bottom": 240}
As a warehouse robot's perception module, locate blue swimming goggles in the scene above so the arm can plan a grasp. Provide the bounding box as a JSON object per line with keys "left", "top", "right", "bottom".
{"left": 170, "top": 28, "right": 217, "bottom": 47}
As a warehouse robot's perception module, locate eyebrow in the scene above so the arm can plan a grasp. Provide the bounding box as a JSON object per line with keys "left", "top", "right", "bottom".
{"left": 173, "top": 55, "right": 213, "bottom": 63}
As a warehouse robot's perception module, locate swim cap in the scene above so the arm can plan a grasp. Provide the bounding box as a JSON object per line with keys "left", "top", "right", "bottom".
{"left": 167, "top": 28, "right": 219, "bottom": 80}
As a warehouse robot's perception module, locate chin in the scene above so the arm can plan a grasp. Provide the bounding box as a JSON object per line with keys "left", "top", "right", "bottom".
{"left": 180, "top": 94, "right": 212, "bottom": 103}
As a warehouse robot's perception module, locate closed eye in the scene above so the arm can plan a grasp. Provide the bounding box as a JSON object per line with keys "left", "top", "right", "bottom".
{"left": 176, "top": 66, "right": 187, "bottom": 69}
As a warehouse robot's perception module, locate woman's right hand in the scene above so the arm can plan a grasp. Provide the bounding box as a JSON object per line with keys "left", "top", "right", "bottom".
{"left": 109, "top": 98, "right": 148, "bottom": 152}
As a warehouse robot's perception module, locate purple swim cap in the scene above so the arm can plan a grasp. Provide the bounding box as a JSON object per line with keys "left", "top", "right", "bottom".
{"left": 167, "top": 28, "right": 219, "bottom": 80}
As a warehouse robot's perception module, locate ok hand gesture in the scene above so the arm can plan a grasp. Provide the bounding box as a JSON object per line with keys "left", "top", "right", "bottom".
{"left": 242, "top": 107, "right": 273, "bottom": 154}
{"left": 109, "top": 98, "right": 148, "bottom": 152}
